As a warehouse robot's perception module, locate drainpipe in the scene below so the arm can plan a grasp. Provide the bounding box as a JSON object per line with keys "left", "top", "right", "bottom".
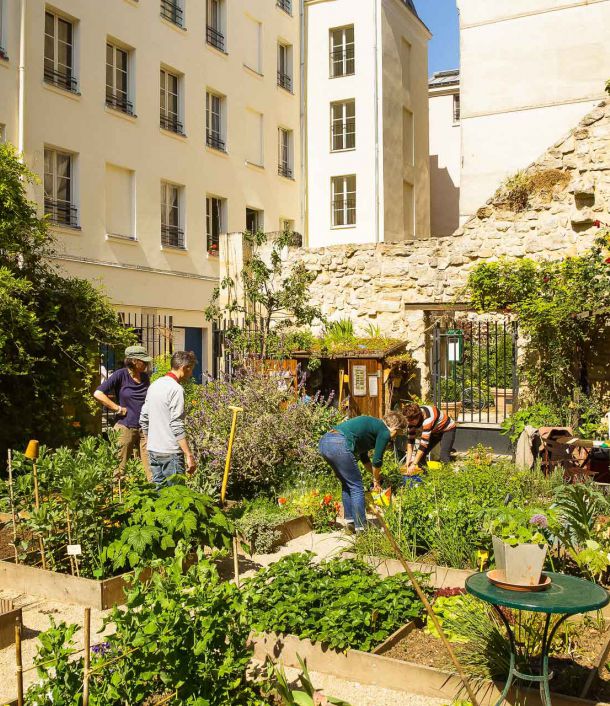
{"left": 18, "top": 0, "right": 26, "bottom": 158}
{"left": 373, "top": 0, "right": 381, "bottom": 243}
{"left": 300, "top": 0, "right": 308, "bottom": 246}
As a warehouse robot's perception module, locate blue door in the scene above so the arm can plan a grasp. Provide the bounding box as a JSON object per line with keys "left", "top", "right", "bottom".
{"left": 184, "top": 327, "right": 203, "bottom": 383}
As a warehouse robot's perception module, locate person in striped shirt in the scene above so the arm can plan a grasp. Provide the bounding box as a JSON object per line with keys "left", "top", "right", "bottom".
{"left": 402, "top": 402, "right": 457, "bottom": 472}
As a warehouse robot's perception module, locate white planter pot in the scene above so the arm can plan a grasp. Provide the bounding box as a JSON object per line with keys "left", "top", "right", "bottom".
{"left": 492, "top": 535, "right": 547, "bottom": 586}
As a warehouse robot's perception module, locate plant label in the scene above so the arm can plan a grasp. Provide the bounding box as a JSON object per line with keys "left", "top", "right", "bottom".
{"left": 67, "top": 544, "right": 82, "bottom": 556}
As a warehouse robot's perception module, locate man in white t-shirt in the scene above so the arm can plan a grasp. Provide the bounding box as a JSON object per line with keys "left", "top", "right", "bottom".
{"left": 140, "top": 351, "right": 197, "bottom": 487}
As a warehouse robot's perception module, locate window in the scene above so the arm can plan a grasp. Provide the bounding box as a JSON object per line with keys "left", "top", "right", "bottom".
{"left": 331, "top": 100, "right": 355, "bottom": 151}
{"left": 206, "top": 0, "right": 225, "bottom": 51}
{"left": 106, "top": 43, "right": 133, "bottom": 115}
{"left": 206, "top": 196, "right": 225, "bottom": 254}
{"left": 278, "top": 128, "right": 293, "bottom": 178}
{"left": 105, "top": 164, "right": 134, "bottom": 239}
{"left": 161, "top": 182, "right": 184, "bottom": 248}
{"left": 244, "top": 16, "right": 262, "bottom": 74}
{"left": 160, "top": 0, "right": 184, "bottom": 28}
{"left": 281, "top": 218, "right": 294, "bottom": 233}
{"left": 331, "top": 175, "right": 356, "bottom": 227}
{"left": 44, "top": 11, "right": 77, "bottom": 92}
{"left": 44, "top": 148, "right": 78, "bottom": 227}
{"left": 245, "top": 109, "right": 263, "bottom": 166}
{"left": 277, "top": 43, "right": 292, "bottom": 92}
{"left": 206, "top": 91, "right": 225, "bottom": 151}
{"left": 277, "top": 0, "right": 292, "bottom": 14}
{"left": 453, "top": 93, "right": 461, "bottom": 123}
{"left": 0, "top": 0, "right": 7, "bottom": 59}
{"left": 160, "top": 68, "right": 184, "bottom": 135}
{"left": 329, "top": 26, "right": 354, "bottom": 78}
{"left": 246, "top": 208, "right": 263, "bottom": 234}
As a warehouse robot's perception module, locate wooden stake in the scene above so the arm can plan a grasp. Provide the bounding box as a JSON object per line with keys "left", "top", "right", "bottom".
{"left": 32, "top": 462, "right": 40, "bottom": 510}
{"left": 368, "top": 503, "right": 481, "bottom": 706}
{"left": 83, "top": 607, "right": 91, "bottom": 706}
{"left": 232, "top": 534, "right": 240, "bottom": 588}
{"left": 15, "top": 616, "right": 24, "bottom": 706}
{"left": 66, "top": 507, "right": 80, "bottom": 577}
{"left": 7, "top": 450, "right": 19, "bottom": 564}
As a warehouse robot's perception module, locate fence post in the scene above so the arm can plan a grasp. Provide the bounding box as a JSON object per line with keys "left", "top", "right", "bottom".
{"left": 83, "top": 607, "right": 91, "bottom": 706}
{"left": 15, "top": 616, "right": 23, "bottom": 706}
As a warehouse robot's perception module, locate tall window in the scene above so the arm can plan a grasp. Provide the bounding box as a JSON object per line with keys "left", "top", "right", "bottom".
{"left": 206, "top": 196, "right": 224, "bottom": 254}
{"left": 106, "top": 43, "right": 133, "bottom": 115}
{"left": 206, "top": 92, "right": 225, "bottom": 151}
{"left": 206, "top": 0, "right": 225, "bottom": 51}
{"left": 331, "top": 175, "right": 356, "bottom": 227}
{"left": 160, "top": 68, "right": 184, "bottom": 135}
{"left": 277, "top": 43, "right": 292, "bottom": 92}
{"left": 161, "top": 182, "right": 184, "bottom": 248}
{"left": 246, "top": 208, "right": 263, "bottom": 234}
{"left": 453, "top": 93, "right": 461, "bottom": 123}
{"left": 278, "top": 128, "right": 293, "bottom": 179}
{"left": 44, "top": 148, "right": 77, "bottom": 227}
{"left": 331, "top": 100, "right": 355, "bottom": 151}
{"left": 44, "top": 11, "right": 77, "bottom": 92}
{"left": 330, "top": 26, "right": 354, "bottom": 78}
{"left": 160, "top": 0, "right": 184, "bottom": 28}
{"left": 0, "top": 1, "right": 7, "bottom": 59}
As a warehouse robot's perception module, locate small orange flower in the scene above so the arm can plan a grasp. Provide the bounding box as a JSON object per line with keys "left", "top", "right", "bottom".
{"left": 323, "top": 493, "right": 333, "bottom": 505}
{"left": 278, "top": 497, "right": 287, "bottom": 506}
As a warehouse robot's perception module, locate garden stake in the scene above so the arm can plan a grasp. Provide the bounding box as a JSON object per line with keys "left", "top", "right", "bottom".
{"left": 222, "top": 405, "right": 243, "bottom": 587}
{"left": 368, "top": 503, "right": 481, "bottom": 706}
{"left": 7, "top": 450, "right": 19, "bottom": 564}
{"left": 25, "top": 439, "right": 47, "bottom": 569}
{"left": 83, "top": 608, "right": 91, "bottom": 706}
{"left": 15, "top": 616, "right": 23, "bottom": 706}
{"left": 66, "top": 506, "right": 80, "bottom": 577}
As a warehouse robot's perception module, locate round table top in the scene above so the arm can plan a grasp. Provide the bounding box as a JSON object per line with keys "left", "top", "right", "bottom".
{"left": 465, "top": 572, "right": 609, "bottom": 615}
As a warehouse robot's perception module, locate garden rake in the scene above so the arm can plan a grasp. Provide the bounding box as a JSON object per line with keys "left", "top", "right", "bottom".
{"left": 367, "top": 501, "right": 481, "bottom": 706}
{"left": 222, "top": 405, "right": 243, "bottom": 586}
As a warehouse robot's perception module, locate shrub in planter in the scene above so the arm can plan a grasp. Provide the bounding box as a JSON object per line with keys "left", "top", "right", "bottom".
{"left": 235, "top": 497, "right": 298, "bottom": 554}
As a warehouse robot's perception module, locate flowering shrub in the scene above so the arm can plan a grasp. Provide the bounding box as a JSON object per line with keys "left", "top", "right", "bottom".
{"left": 485, "top": 505, "right": 556, "bottom": 546}
{"left": 186, "top": 368, "right": 343, "bottom": 499}
{"left": 288, "top": 489, "right": 341, "bottom": 531}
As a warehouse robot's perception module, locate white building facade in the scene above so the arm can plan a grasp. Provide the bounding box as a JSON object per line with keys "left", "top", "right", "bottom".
{"left": 0, "top": 0, "right": 302, "bottom": 373}
{"left": 304, "top": 0, "right": 431, "bottom": 248}
{"left": 457, "top": 0, "right": 610, "bottom": 222}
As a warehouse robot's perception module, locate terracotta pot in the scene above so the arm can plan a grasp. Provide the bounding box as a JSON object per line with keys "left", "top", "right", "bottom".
{"left": 492, "top": 535, "right": 547, "bottom": 586}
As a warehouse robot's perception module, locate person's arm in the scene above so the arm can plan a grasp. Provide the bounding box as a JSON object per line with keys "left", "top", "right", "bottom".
{"left": 169, "top": 388, "right": 196, "bottom": 474}
{"left": 410, "top": 429, "right": 431, "bottom": 470}
{"left": 139, "top": 395, "right": 149, "bottom": 436}
{"left": 371, "top": 428, "right": 391, "bottom": 490}
{"left": 93, "top": 373, "right": 126, "bottom": 417}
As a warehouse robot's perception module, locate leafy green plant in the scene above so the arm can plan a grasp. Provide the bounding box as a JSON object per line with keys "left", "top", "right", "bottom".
{"left": 235, "top": 497, "right": 298, "bottom": 554}
{"left": 322, "top": 319, "right": 355, "bottom": 347}
{"left": 485, "top": 506, "right": 555, "bottom": 546}
{"left": 270, "top": 655, "right": 352, "bottom": 706}
{"left": 244, "top": 552, "right": 426, "bottom": 652}
{"left": 501, "top": 403, "right": 563, "bottom": 443}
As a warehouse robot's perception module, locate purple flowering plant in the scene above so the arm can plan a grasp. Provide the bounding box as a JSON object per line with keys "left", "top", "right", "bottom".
{"left": 486, "top": 505, "right": 555, "bottom": 546}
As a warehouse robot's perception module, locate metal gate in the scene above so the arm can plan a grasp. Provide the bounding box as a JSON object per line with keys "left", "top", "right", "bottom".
{"left": 430, "top": 318, "right": 518, "bottom": 425}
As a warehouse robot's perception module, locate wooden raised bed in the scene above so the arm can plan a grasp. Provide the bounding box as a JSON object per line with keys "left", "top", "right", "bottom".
{"left": 0, "top": 599, "right": 22, "bottom": 650}
{"left": 251, "top": 631, "right": 609, "bottom": 706}
{"left": 238, "top": 515, "right": 314, "bottom": 556}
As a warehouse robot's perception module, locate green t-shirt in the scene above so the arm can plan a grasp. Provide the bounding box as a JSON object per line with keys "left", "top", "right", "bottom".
{"left": 334, "top": 415, "right": 391, "bottom": 467}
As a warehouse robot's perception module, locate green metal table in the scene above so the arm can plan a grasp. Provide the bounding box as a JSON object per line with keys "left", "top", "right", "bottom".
{"left": 465, "top": 572, "right": 609, "bottom": 706}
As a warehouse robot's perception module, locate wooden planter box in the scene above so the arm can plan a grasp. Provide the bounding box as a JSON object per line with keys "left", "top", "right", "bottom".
{"left": 0, "top": 599, "right": 22, "bottom": 650}
{"left": 239, "top": 515, "right": 314, "bottom": 556}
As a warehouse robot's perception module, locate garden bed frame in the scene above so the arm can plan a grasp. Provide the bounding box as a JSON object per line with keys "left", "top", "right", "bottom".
{"left": 0, "top": 599, "right": 21, "bottom": 650}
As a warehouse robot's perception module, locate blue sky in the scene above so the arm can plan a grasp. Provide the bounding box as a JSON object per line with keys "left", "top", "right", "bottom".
{"left": 415, "top": 0, "right": 460, "bottom": 76}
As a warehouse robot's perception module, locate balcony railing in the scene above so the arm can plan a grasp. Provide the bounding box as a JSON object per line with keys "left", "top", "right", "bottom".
{"left": 329, "top": 48, "right": 355, "bottom": 78}
{"left": 206, "top": 132, "right": 226, "bottom": 152}
{"left": 0, "top": 47, "right": 8, "bottom": 60}
{"left": 332, "top": 198, "right": 356, "bottom": 226}
{"left": 161, "top": 224, "right": 185, "bottom": 249}
{"left": 44, "top": 65, "right": 78, "bottom": 93}
{"left": 106, "top": 92, "right": 135, "bottom": 116}
{"left": 160, "top": 112, "right": 185, "bottom": 135}
{"left": 45, "top": 198, "right": 78, "bottom": 228}
{"left": 207, "top": 230, "right": 220, "bottom": 254}
{"left": 277, "top": 71, "right": 292, "bottom": 92}
{"left": 278, "top": 163, "right": 293, "bottom": 179}
{"left": 206, "top": 25, "right": 225, "bottom": 52}
{"left": 160, "top": 0, "right": 184, "bottom": 26}
{"left": 277, "top": 0, "right": 292, "bottom": 13}
{"left": 331, "top": 120, "right": 356, "bottom": 150}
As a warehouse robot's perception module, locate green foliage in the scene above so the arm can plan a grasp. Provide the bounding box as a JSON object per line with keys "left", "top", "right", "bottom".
{"left": 0, "top": 144, "right": 133, "bottom": 460}
{"left": 466, "top": 231, "right": 610, "bottom": 407}
{"left": 322, "top": 319, "right": 355, "bottom": 345}
{"left": 485, "top": 505, "right": 554, "bottom": 546}
{"left": 244, "top": 552, "right": 426, "bottom": 652}
{"left": 270, "top": 655, "right": 352, "bottom": 706}
{"left": 150, "top": 352, "right": 198, "bottom": 403}
{"left": 235, "top": 497, "right": 298, "bottom": 554}
{"left": 101, "top": 481, "right": 233, "bottom": 572}
{"left": 501, "top": 403, "right": 564, "bottom": 443}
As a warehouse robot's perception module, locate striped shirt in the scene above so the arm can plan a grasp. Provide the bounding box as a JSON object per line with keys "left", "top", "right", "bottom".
{"left": 408, "top": 405, "right": 456, "bottom": 451}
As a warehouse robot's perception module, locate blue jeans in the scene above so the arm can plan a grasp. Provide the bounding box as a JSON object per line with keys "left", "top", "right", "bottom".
{"left": 318, "top": 432, "right": 366, "bottom": 530}
{"left": 148, "top": 451, "right": 184, "bottom": 489}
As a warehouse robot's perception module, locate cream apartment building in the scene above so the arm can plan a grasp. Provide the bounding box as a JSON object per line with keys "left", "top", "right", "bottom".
{"left": 429, "top": 68, "right": 460, "bottom": 236}
{"left": 0, "top": 0, "right": 301, "bottom": 376}
{"left": 304, "top": 0, "right": 431, "bottom": 247}
{"left": 457, "top": 0, "right": 610, "bottom": 222}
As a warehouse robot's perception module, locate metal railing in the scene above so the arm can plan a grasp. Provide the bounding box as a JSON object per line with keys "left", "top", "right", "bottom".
{"left": 207, "top": 229, "right": 219, "bottom": 253}
{"left": 206, "top": 131, "right": 226, "bottom": 151}
{"left": 161, "top": 223, "right": 185, "bottom": 249}
{"left": 44, "top": 198, "right": 79, "bottom": 228}
{"left": 206, "top": 25, "right": 225, "bottom": 52}
{"left": 277, "top": 0, "right": 292, "bottom": 13}
{"left": 106, "top": 92, "right": 135, "bottom": 116}
{"left": 329, "top": 48, "right": 355, "bottom": 78}
{"left": 331, "top": 119, "right": 356, "bottom": 150}
{"left": 160, "top": 0, "right": 184, "bottom": 26}
{"left": 278, "top": 163, "right": 293, "bottom": 179}
{"left": 44, "top": 65, "right": 78, "bottom": 92}
{"left": 331, "top": 198, "right": 356, "bottom": 226}
{"left": 277, "top": 71, "right": 292, "bottom": 92}
{"left": 160, "top": 112, "right": 185, "bottom": 135}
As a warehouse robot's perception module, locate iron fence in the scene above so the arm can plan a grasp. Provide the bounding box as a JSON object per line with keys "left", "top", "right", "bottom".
{"left": 206, "top": 25, "right": 225, "bottom": 52}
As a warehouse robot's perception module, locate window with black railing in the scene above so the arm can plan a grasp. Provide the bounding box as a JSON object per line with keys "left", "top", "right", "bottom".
{"left": 278, "top": 163, "right": 293, "bottom": 179}
{"left": 206, "top": 25, "right": 225, "bottom": 51}
{"left": 277, "top": 0, "right": 292, "bottom": 14}
{"left": 160, "top": 112, "right": 184, "bottom": 134}
{"left": 44, "top": 65, "right": 78, "bottom": 92}
{"left": 207, "top": 132, "right": 225, "bottom": 151}
{"left": 331, "top": 174, "right": 356, "bottom": 227}
{"left": 161, "top": 224, "right": 185, "bottom": 249}
{"left": 106, "top": 91, "right": 135, "bottom": 116}
{"left": 277, "top": 71, "right": 292, "bottom": 92}
{"left": 44, "top": 198, "right": 78, "bottom": 228}
{"left": 331, "top": 119, "right": 356, "bottom": 151}
{"left": 206, "top": 92, "right": 225, "bottom": 151}
{"left": 160, "top": 68, "right": 184, "bottom": 135}
{"left": 160, "top": 0, "right": 184, "bottom": 27}
{"left": 44, "top": 12, "right": 78, "bottom": 93}
{"left": 453, "top": 93, "right": 461, "bottom": 123}
{"left": 106, "top": 43, "right": 134, "bottom": 116}
{"left": 329, "top": 26, "right": 355, "bottom": 78}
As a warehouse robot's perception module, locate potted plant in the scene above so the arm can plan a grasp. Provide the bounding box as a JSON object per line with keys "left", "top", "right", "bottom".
{"left": 486, "top": 507, "right": 553, "bottom": 586}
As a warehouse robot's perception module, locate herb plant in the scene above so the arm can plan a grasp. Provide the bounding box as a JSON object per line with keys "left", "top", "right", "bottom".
{"left": 485, "top": 506, "right": 555, "bottom": 546}
{"left": 244, "top": 552, "right": 426, "bottom": 652}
